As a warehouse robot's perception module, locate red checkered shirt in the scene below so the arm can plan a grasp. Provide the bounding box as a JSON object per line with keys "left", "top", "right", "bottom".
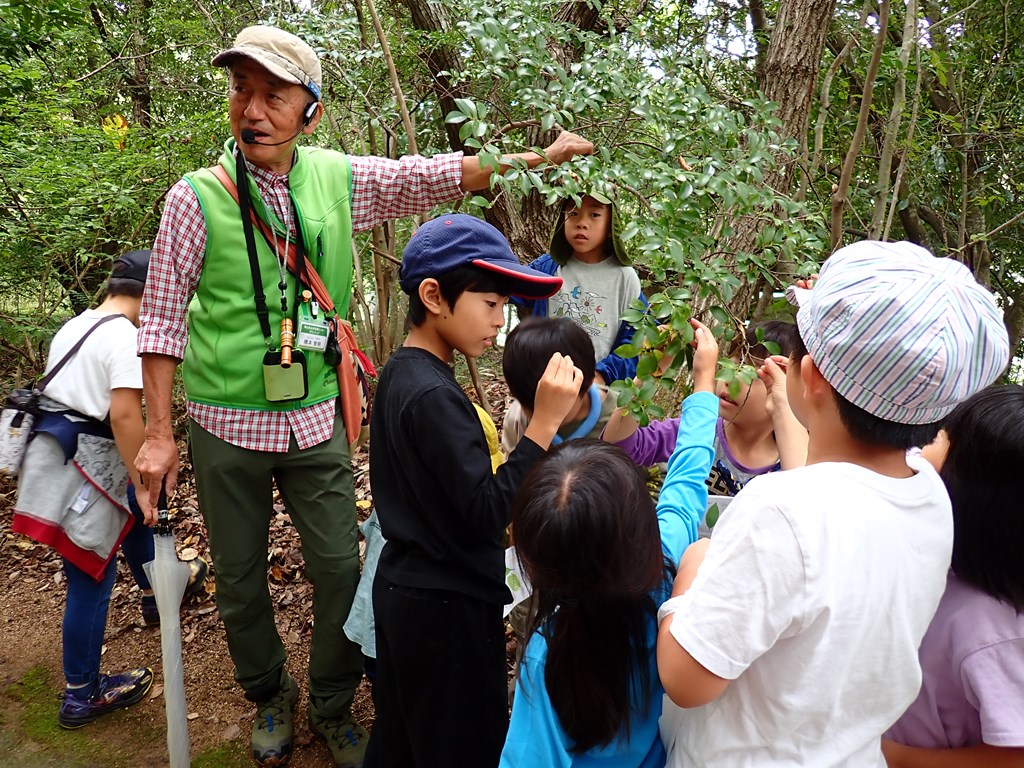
{"left": 138, "top": 149, "right": 464, "bottom": 452}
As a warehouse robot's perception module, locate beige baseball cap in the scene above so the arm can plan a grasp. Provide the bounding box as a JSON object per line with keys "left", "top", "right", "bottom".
{"left": 212, "top": 25, "right": 322, "bottom": 100}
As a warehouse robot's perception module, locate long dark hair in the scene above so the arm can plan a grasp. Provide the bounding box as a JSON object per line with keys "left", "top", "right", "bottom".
{"left": 939, "top": 384, "right": 1024, "bottom": 612}
{"left": 511, "top": 440, "right": 670, "bottom": 753}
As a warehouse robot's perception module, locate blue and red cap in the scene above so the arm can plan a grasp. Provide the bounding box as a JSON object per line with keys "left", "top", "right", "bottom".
{"left": 399, "top": 214, "right": 562, "bottom": 300}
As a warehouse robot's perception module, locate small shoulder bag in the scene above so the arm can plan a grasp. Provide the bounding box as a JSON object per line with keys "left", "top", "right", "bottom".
{"left": 0, "top": 314, "right": 126, "bottom": 475}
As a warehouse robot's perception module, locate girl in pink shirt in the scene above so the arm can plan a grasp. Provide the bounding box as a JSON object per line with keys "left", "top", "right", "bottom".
{"left": 883, "top": 385, "right": 1024, "bottom": 767}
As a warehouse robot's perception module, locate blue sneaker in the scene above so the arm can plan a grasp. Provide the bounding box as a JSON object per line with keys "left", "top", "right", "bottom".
{"left": 58, "top": 668, "right": 154, "bottom": 729}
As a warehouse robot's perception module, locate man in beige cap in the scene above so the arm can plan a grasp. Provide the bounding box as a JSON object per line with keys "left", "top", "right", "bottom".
{"left": 135, "top": 24, "right": 591, "bottom": 768}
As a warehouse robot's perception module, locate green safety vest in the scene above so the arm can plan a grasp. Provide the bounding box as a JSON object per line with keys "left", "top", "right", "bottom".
{"left": 181, "top": 139, "right": 353, "bottom": 410}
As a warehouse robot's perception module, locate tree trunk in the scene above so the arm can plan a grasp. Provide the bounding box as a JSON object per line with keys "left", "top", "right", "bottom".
{"left": 708, "top": 0, "right": 837, "bottom": 321}
{"left": 394, "top": 0, "right": 469, "bottom": 152}
{"left": 129, "top": 0, "right": 153, "bottom": 128}
{"left": 759, "top": 0, "right": 838, "bottom": 193}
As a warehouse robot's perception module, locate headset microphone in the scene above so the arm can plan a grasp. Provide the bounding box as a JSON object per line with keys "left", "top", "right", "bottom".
{"left": 240, "top": 104, "right": 318, "bottom": 147}
{"left": 240, "top": 125, "right": 304, "bottom": 146}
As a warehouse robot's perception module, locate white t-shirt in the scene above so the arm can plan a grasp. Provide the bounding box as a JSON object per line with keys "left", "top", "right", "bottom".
{"left": 548, "top": 258, "right": 641, "bottom": 361}
{"left": 42, "top": 309, "right": 141, "bottom": 421}
{"left": 660, "top": 455, "right": 953, "bottom": 768}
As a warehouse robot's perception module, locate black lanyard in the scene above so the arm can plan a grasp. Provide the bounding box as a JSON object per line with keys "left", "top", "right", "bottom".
{"left": 235, "top": 148, "right": 307, "bottom": 347}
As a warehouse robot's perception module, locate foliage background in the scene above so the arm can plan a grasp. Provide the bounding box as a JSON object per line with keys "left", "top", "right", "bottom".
{"left": 2, "top": 0, "right": 1021, "bottom": 394}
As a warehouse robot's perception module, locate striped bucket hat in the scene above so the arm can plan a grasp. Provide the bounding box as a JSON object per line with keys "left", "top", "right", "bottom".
{"left": 786, "top": 241, "right": 1009, "bottom": 425}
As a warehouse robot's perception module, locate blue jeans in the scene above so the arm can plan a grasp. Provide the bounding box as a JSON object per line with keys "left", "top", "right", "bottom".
{"left": 63, "top": 485, "right": 154, "bottom": 687}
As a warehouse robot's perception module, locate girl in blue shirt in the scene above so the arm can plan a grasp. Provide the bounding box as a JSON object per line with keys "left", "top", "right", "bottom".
{"left": 500, "top": 319, "right": 718, "bottom": 767}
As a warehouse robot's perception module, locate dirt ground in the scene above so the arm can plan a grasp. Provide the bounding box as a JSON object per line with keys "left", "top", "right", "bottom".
{"left": 0, "top": 369, "right": 512, "bottom": 768}
{"left": 0, "top": 459, "right": 375, "bottom": 768}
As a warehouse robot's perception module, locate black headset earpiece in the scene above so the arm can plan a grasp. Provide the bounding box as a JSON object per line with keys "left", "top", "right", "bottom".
{"left": 302, "top": 101, "right": 319, "bottom": 126}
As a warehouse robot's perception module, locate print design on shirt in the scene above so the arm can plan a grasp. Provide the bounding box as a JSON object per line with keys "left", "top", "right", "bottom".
{"left": 554, "top": 285, "right": 608, "bottom": 338}
{"left": 706, "top": 459, "right": 744, "bottom": 499}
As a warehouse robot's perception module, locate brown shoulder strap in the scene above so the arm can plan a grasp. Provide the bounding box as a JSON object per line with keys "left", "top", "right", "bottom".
{"left": 208, "top": 164, "right": 337, "bottom": 315}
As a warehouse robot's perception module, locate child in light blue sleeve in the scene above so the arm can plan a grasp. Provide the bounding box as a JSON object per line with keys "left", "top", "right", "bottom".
{"left": 499, "top": 319, "right": 718, "bottom": 768}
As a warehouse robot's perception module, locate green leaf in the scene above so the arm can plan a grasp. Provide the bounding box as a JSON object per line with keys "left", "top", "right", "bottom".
{"left": 636, "top": 353, "right": 658, "bottom": 378}
{"left": 614, "top": 343, "right": 641, "bottom": 358}
{"left": 619, "top": 309, "right": 646, "bottom": 325}
{"left": 708, "top": 306, "right": 729, "bottom": 325}
{"left": 454, "top": 97, "right": 478, "bottom": 118}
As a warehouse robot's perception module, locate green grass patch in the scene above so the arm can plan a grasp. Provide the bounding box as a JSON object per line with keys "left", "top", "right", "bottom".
{"left": 4, "top": 666, "right": 91, "bottom": 767}
{"left": 4, "top": 665, "right": 164, "bottom": 768}
{"left": 192, "top": 739, "right": 251, "bottom": 768}
{"left": 10, "top": 667, "right": 69, "bottom": 749}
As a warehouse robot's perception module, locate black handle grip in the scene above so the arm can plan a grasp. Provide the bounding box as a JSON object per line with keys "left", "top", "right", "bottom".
{"left": 154, "top": 482, "right": 171, "bottom": 535}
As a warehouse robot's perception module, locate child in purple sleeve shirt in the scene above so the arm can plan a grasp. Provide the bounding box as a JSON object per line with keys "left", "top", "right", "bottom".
{"left": 603, "top": 321, "right": 806, "bottom": 503}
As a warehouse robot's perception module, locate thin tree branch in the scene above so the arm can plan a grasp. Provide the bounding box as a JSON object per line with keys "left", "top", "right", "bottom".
{"left": 830, "top": 0, "right": 890, "bottom": 250}
{"left": 615, "top": 181, "right": 656, "bottom": 217}
{"left": 869, "top": 0, "right": 916, "bottom": 237}
{"left": 0, "top": 172, "right": 51, "bottom": 247}
{"left": 927, "top": 0, "right": 984, "bottom": 33}
{"left": 491, "top": 120, "right": 542, "bottom": 141}
{"left": 364, "top": 0, "right": 418, "bottom": 156}
{"left": 803, "top": 0, "right": 873, "bottom": 200}
{"left": 883, "top": 39, "right": 923, "bottom": 241}
{"left": 72, "top": 44, "right": 179, "bottom": 83}
{"left": 369, "top": 245, "right": 403, "bottom": 267}
{"left": 949, "top": 208, "right": 1024, "bottom": 252}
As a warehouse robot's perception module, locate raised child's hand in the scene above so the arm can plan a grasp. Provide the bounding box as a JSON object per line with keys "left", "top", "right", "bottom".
{"left": 526, "top": 352, "right": 585, "bottom": 449}
{"left": 794, "top": 273, "right": 818, "bottom": 291}
{"left": 690, "top": 318, "right": 718, "bottom": 393}
{"left": 757, "top": 355, "right": 790, "bottom": 419}
{"left": 757, "top": 354, "right": 809, "bottom": 470}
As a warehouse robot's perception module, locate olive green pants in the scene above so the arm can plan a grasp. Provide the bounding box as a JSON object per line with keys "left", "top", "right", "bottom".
{"left": 189, "top": 415, "right": 362, "bottom": 718}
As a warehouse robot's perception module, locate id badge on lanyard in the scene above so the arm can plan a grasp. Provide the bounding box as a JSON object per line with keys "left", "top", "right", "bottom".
{"left": 296, "top": 292, "right": 330, "bottom": 352}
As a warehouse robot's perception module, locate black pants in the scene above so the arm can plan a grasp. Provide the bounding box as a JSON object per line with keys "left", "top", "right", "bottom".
{"left": 364, "top": 578, "right": 509, "bottom": 768}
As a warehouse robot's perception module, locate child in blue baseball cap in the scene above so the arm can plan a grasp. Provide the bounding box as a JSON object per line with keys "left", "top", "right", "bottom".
{"left": 656, "top": 241, "right": 1010, "bottom": 768}
{"left": 365, "top": 214, "right": 587, "bottom": 768}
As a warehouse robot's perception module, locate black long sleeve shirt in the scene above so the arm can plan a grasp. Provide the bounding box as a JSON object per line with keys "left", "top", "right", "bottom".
{"left": 370, "top": 347, "right": 546, "bottom": 605}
